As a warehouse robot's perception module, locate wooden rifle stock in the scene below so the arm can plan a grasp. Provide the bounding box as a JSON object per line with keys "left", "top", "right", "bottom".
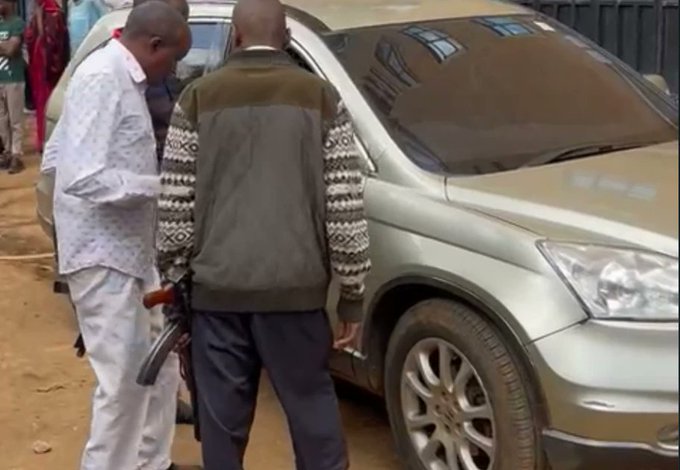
{"left": 142, "top": 286, "right": 175, "bottom": 309}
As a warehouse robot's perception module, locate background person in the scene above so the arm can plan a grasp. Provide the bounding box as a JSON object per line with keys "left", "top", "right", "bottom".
{"left": 0, "top": 0, "right": 25, "bottom": 174}
{"left": 25, "top": 0, "right": 68, "bottom": 153}
{"left": 67, "top": 0, "right": 104, "bottom": 57}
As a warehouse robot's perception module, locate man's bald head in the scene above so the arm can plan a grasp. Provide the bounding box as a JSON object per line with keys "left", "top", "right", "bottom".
{"left": 120, "top": 0, "right": 191, "bottom": 84}
{"left": 123, "top": 0, "right": 188, "bottom": 44}
{"left": 232, "top": 0, "right": 288, "bottom": 50}
{"left": 133, "top": 0, "right": 189, "bottom": 20}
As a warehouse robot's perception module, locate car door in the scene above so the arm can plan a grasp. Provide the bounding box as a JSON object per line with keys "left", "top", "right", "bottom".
{"left": 283, "top": 22, "right": 423, "bottom": 390}
{"left": 283, "top": 28, "right": 380, "bottom": 382}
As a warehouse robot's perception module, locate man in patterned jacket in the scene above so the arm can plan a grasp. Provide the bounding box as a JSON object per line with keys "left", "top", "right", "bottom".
{"left": 156, "top": 0, "right": 371, "bottom": 468}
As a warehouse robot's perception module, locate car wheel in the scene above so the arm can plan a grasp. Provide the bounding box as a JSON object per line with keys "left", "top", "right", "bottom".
{"left": 385, "top": 299, "right": 543, "bottom": 470}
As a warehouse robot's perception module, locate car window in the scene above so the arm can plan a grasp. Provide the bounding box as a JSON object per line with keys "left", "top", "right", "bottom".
{"left": 177, "top": 21, "right": 231, "bottom": 84}
{"left": 323, "top": 15, "right": 679, "bottom": 175}
{"left": 286, "top": 45, "right": 376, "bottom": 174}
{"left": 74, "top": 20, "right": 231, "bottom": 85}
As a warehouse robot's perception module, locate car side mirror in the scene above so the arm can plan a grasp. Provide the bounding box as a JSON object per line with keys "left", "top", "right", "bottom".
{"left": 644, "top": 74, "right": 671, "bottom": 95}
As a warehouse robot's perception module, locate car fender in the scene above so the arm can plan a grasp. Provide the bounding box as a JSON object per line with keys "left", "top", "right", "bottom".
{"left": 360, "top": 273, "right": 552, "bottom": 427}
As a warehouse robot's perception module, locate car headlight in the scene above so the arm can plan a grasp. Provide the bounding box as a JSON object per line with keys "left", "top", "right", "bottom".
{"left": 538, "top": 241, "right": 678, "bottom": 321}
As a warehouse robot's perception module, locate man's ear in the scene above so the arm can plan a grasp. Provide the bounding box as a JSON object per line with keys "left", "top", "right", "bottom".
{"left": 150, "top": 36, "right": 163, "bottom": 52}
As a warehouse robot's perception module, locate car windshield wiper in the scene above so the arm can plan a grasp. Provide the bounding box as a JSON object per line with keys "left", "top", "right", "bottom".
{"left": 521, "top": 141, "right": 656, "bottom": 168}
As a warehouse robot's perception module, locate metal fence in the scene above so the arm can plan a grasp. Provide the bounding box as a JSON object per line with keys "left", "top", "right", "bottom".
{"left": 515, "top": 0, "right": 679, "bottom": 93}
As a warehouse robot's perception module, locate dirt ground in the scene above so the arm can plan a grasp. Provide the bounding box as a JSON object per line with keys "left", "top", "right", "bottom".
{"left": 0, "top": 140, "right": 399, "bottom": 469}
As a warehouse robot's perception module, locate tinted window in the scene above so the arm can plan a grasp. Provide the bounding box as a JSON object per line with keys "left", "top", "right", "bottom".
{"left": 324, "top": 16, "right": 678, "bottom": 175}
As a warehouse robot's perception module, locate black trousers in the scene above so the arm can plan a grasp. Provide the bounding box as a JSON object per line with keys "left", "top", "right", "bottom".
{"left": 191, "top": 309, "right": 348, "bottom": 470}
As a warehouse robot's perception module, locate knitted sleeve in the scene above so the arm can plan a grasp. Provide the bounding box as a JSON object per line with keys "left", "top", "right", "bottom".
{"left": 156, "top": 100, "right": 198, "bottom": 283}
{"left": 323, "top": 99, "right": 372, "bottom": 323}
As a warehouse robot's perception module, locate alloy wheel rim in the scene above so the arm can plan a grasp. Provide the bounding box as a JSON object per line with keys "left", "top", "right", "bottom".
{"left": 400, "top": 338, "right": 496, "bottom": 470}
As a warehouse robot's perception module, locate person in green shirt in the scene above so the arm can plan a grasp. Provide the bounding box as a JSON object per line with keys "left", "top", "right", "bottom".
{"left": 0, "top": 0, "right": 25, "bottom": 174}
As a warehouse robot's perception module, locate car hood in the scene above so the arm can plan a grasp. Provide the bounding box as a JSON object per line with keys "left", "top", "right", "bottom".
{"left": 445, "top": 141, "right": 679, "bottom": 256}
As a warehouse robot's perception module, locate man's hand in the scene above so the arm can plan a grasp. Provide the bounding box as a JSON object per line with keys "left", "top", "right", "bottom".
{"left": 333, "top": 322, "right": 361, "bottom": 350}
{"left": 0, "top": 37, "right": 21, "bottom": 57}
{"left": 173, "top": 332, "right": 191, "bottom": 353}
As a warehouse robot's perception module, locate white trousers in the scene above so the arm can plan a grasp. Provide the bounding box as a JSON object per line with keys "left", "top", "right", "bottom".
{"left": 68, "top": 266, "right": 180, "bottom": 470}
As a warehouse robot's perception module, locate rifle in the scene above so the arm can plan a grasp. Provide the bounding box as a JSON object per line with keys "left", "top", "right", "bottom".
{"left": 72, "top": 287, "right": 181, "bottom": 361}
{"left": 137, "top": 278, "right": 189, "bottom": 385}
{"left": 137, "top": 276, "right": 201, "bottom": 441}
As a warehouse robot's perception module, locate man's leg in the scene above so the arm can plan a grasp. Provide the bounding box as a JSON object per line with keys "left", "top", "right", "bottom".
{"left": 191, "top": 311, "right": 261, "bottom": 470}
{"left": 6, "top": 82, "right": 25, "bottom": 173}
{"left": 138, "top": 270, "right": 181, "bottom": 469}
{"left": 67, "top": 267, "right": 154, "bottom": 470}
{"left": 252, "top": 310, "right": 348, "bottom": 470}
{"left": 0, "top": 85, "right": 10, "bottom": 168}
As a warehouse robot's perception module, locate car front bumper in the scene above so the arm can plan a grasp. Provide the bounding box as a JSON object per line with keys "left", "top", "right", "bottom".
{"left": 528, "top": 320, "right": 678, "bottom": 469}
{"left": 543, "top": 429, "right": 678, "bottom": 470}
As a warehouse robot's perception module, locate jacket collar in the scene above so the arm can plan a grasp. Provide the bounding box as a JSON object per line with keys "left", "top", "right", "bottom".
{"left": 226, "top": 49, "right": 296, "bottom": 68}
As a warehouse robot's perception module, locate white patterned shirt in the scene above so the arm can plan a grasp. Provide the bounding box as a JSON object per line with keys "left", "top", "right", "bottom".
{"left": 45, "top": 40, "right": 159, "bottom": 280}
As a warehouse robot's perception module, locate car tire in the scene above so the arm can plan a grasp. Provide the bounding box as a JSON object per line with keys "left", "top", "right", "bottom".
{"left": 384, "top": 299, "right": 544, "bottom": 470}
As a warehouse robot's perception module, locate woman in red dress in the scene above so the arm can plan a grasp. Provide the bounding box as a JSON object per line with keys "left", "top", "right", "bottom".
{"left": 25, "top": 0, "right": 68, "bottom": 153}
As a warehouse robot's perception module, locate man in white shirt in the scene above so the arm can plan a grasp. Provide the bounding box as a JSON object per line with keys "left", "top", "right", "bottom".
{"left": 42, "top": 3, "right": 191, "bottom": 469}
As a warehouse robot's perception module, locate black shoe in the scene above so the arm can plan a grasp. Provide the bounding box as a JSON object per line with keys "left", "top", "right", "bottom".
{"left": 8, "top": 157, "right": 24, "bottom": 174}
{"left": 0, "top": 153, "right": 9, "bottom": 170}
{"left": 176, "top": 399, "right": 194, "bottom": 425}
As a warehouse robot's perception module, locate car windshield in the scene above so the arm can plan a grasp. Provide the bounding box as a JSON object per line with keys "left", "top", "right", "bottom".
{"left": 323, "top": 16, "right": 679, "bottom": 175}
